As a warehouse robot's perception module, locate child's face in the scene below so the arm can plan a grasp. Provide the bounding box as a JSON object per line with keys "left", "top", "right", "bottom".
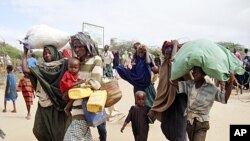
{"left": 68, "top": 60, "right": 80, "bottom": 74}
{"left": 192, "top": 67, "right": 205, "bottom": 82}
{"left": 136, "top": 93, "right": 145, "bottom": 107}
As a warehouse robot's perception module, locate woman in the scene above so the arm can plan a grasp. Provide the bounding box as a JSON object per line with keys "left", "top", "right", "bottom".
{"left": 64, "top": 32, "right": 105, "bottom": 141}
{"left": 149, "top": 40, "right": 188, "bottom": 141}
{"left": 116, "top": 43, "right": 157, "bottom": 108}
{"left": 22, "top": 45, "right": 68, "bottom": 141}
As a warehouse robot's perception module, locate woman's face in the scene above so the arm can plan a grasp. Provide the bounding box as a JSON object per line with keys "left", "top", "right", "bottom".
{"left": 72, "top": 40, "right": 88, "bottom": 62}
{"left": 43, "top": 47, "right": 52, "bottom": 62}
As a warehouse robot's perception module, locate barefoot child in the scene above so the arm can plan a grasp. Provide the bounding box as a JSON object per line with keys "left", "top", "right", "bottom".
{"left": 121, "top": 91, "right": 152, "bottom": 141}
{"left": 177, "top": 67, "right": 233, "bottom": 141}
{"left": 17, "top": 72, "right": 35, "bottom": 119}
{"left": 60, "top": 57, "right": 85, "bottom": 116}
{"left": 3, "top": 65, "right": 17, "bottom": 113}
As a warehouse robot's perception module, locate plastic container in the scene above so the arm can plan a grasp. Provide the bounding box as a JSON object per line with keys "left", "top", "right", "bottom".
{"left": 68, "top": 88, "right": 93, "bottom": 100}
{"left": 87, "top": 90, "right": 107, "bottom": 113}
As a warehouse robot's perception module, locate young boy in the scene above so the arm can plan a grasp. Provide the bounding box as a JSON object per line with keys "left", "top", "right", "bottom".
{"left": 121, "top": 91, "right": 152, "bottom": 141}
{"left": 177, "top": 67, "right": 234, "bottom": 141}
{"left": 3, "top": 65, "right": 17, "bottom": 113}
{"left": 60, "top": 57, "right": 85, "bottom": 116}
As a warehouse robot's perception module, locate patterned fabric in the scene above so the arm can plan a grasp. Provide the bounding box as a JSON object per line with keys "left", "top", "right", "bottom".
{"left": 178, "top": 80, "right": 226, "bottom": 123}
{"left": 64, "top": 119, "right": 92, "bottom": 141}
{"left": 70, "top": 32, "right": 99, "bottom": 58}
{"left": 4, "top": 72, "right": 17, "bottom": 101}
{"left": 17, "top": 76, "right": 34, "bottom": 106}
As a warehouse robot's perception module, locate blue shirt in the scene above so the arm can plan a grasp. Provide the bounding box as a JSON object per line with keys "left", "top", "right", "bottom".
{"left": 27, "top": 57, "right": 38, "bottom": 68}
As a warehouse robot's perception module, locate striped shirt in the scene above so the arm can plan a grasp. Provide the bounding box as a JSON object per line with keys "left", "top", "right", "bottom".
{"left": 71, "top": 55, "right": 103, "bottom": 116}
{"left": 178, "top": 80, "right": 226, "bottom": 123}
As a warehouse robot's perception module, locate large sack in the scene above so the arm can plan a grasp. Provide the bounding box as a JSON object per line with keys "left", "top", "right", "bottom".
{"left": 20, "top": 24, "right": 70, "bottom": 49}
{"left": 171, "top": 39, "right": 245, "bottom": 81}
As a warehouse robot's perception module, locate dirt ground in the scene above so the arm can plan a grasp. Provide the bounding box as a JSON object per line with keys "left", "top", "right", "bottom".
{"left": 0, "top": 78, "right": 250, "bottom": 141}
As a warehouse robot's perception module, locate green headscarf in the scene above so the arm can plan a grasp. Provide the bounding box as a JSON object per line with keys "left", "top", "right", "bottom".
{"left": 29, "top": 45, "right": 68, "bottom": 111}
{"left": 44, "top": 45, "right": 62, "bottom": 61}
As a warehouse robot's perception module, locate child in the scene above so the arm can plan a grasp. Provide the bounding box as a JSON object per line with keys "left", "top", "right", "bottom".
{"left": 17, "top": 72, "right": 35, "bottom": 119}
{"left": 3, "top": 65, "right": 17, "bottom": 113}
{"left": 121, "top": 91, "right": 152, "bottom": 141}
{"left": 60, "top": 57, "right": 85, "bottom": 116}
{"left": 177, "top": 66, "right": 233, "bottom": 141}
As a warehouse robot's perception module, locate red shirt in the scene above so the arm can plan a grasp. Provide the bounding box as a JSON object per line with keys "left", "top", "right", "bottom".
{"left": 60, "top": 71, "right": 78, "bottom": 94}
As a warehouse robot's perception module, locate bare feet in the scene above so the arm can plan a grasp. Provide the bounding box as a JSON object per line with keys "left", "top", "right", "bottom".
{"left": 11, "top": 110, "right": 16, "bottom": 113}
{"left": 2, "top": 109, "right": 6, "bottom": 112}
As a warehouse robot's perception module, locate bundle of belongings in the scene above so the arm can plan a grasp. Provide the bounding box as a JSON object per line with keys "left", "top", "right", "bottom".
{"left": 171, "top": 39, "right": 245, "bottom": 81}
{"left": 18, "top": 24, "right": 70, "bottom": 52}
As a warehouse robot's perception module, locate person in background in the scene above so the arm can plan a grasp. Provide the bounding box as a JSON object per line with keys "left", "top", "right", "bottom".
{"left": 124, "top": 52, "right": 133, "bottom": 70}
{"left": 112, "top": 50, "right": 120, "bottom": 79}
{"left": 27, "top": 53, "right": 38, "bottom": 68}
{"left": 121, "top": 91, "right": 151, "bottom": 141}
{"left": 102, "top": 45, "right": 114, "bottom": 79}
{"left": 17, "top": 72, "right": 35, "bottom": 119}
{"left": 2, "top": 65, "right": 17, "bottom": 113}
{"left": 178, "top": 67, "right": 234, "bottom": 141}
{"left": 233, "top": 48, "right": 242, "bottom": 61}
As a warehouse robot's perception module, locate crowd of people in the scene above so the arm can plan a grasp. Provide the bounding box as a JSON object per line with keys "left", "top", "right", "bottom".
{"left": 2, "top": 31, "right": 247, "bottom": 141}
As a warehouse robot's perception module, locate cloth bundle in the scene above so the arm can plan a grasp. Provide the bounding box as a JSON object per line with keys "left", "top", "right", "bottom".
{"left": 171, "top": 39, "right": 245, "bottom": 81}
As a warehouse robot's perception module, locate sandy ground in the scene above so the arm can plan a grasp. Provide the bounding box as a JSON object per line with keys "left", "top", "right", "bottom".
{"left": 0, "top": 78, "right": 250, "bottom": 141}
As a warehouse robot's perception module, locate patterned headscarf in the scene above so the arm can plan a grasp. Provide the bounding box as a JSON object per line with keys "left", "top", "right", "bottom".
{"left": 70, "top": 32, "right": 99, "bottom": 58}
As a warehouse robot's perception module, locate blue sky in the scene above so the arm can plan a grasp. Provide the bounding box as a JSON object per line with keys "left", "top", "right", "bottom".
{"left": 0, "top": 0, "right": 250, "bottom": 50}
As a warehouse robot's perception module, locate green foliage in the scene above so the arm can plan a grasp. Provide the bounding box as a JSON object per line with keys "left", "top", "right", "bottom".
{"left": 217, "top": 41, "right": 245, "bottom": 55}
{"left": 0, "top": 43, "right": 22, "bottom": 58}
